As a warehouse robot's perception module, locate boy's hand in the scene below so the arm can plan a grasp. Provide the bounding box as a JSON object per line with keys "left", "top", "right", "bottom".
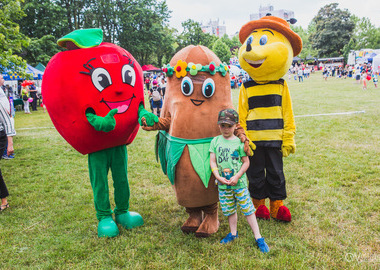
{"left": 217, "top": 177, "right": 230, "bottom": 185}
{"left": 228, "top": 176, "right": 239, "bottom": 186}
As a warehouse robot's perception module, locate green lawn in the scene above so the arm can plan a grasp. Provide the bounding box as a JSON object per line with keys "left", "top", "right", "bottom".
{"left": 1, "top": 72, "right": 379, "bottom": 269}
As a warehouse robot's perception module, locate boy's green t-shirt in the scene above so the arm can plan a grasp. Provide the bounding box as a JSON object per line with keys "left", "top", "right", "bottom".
{"left": 209, "top": 135, "right": 247, "bottom": 190}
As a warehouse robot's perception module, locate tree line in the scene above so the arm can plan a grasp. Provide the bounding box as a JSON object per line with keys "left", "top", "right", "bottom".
{"left": 1, "top": 1, "right": 380, "bottom": 75}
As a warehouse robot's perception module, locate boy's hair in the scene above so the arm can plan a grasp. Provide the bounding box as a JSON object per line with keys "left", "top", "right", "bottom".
{"left": 218, "top": 109, "right": 239, "bottom": 125}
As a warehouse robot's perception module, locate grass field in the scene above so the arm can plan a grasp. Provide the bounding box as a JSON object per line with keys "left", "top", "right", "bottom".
{"left": 0, "top": 72, "right": 379, "bottom": 269}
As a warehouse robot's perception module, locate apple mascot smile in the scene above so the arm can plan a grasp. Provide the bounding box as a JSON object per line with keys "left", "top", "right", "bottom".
{"left": 42, "top": 29, "right": 157, "bottom": 237}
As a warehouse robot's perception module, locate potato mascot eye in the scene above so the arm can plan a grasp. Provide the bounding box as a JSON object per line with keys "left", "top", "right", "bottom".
{"left": 181, "top": 76, "right": 194, "bottom": 96}
{"left": 91, "top": 68, "right": 112, "bottom": 92}
{"left": 121, "top": 64, "right": 136, "bottom": 87}
{"left": 202, "top": 78, "right": 215, "bottom": 98}
{"left": 260, "top": 35, "right": 268, "bottom": 46}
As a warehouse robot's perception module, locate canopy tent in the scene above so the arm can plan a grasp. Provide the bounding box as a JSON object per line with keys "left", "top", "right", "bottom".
{"left": 141, "top": 64, "right": 161, "bottom": 72}
{"left": 372, "top": 54, "right": 380, "bottom": 73}
{"left": 34, "top": 63, "right": 46, "bottom": 72}
{"left": 229, "top": 65, "right": 243, "bottom": 77}
{"left": 1, "top": 64, "right": 44, "bottom": 80}
{"left": 293, "top": 56, "right": 301, "bottom": 62}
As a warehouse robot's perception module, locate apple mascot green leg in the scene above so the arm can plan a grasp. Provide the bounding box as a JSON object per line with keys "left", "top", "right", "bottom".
{"left": 42, "top": 29, "right": 157, "bottom": 237}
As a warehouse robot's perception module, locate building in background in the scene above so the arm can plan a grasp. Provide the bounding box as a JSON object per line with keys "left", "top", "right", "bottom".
{"left": 250, "top": 5, "right": 294, "bottom": 21}
{"left": 201, "top": 19, "right": 226, "bottom": 38}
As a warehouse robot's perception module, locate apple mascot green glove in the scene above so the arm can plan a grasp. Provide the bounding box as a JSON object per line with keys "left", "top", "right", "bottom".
{"left": 42, "top": 28, "right": 155, "bottom": 237}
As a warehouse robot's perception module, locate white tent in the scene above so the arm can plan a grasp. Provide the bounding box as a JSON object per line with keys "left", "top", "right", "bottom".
{"left": 372, "top": 54, "right": 380, "bottom": 73}
{"left": 229, "top": 65, "right": 243, "bottom": 77}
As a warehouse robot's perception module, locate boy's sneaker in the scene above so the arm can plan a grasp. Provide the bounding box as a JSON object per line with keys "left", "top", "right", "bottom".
{"left": 2, "top": 155, "right": 14, "bottom": 160}
{"left": 220, "top": 232, "right": 238, "bottom": 244}
{"left": 256, "top": 237, "right": 270, "bottom": 253}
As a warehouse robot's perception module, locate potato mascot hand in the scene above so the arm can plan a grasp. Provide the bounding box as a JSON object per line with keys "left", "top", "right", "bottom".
{"left": 235, "top": 123, "right": 256, "bottom": 156}
{"left": 282, "top": 144, "right": 295, "bottom": 157}
{"left": 138, "top": 105, "right": 158, "bottom": 126}
{"left": 141, "top": 117, "right": 171, "bottom": 131}
{"left": 86, "top": 109, "right": 117, "bottom": 132}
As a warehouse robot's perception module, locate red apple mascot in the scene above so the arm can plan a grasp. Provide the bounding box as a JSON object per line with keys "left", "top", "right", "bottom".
{"left": 42, "top": 29, "right": 157, "bottom": 237}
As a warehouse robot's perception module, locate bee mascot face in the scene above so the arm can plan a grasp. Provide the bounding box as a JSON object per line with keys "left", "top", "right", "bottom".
{"left": 238, "top": 16, "right": 302, "bottom": 82}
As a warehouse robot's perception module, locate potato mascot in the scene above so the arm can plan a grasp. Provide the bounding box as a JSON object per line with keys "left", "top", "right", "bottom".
{"left": 141, "top": 45, "right": 251, "bottom": 237}
{"left": 42, "top": 29, "right": 157, "bottom": 237}
{"left": 238, "top": 16, "right": 302, "bottom": 222}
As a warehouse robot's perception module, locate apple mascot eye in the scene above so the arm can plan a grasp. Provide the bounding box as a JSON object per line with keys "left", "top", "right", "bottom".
{"left": 181, "top": 76, "right": 193, "bottom": 96}
{"left": 122, "top": 64, "right": 136, "bottom": 86}
{"left": 92, "top": 67, "right": 112, "bottom": 91}
{"left": 202, "top": 78, "right": 215, "bottom": 98}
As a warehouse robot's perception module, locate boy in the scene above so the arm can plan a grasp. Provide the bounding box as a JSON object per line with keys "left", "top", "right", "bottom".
{"left": 209, "top": 109, "right": 269, "bottom": 253}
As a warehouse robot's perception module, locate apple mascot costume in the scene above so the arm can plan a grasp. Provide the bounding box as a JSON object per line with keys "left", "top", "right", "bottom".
{"left": 238, "top": 16, "right": 302, "bottom": 222}
{"left": 42, "top": 29, "right": 157, "bottom": 237}
{"left": 141, "top": 45, "right": 253, "bottom": 237}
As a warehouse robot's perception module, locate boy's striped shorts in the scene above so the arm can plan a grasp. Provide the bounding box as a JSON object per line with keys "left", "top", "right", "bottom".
{"left": 218, "top": 187, "right": 255, "bottom": 216}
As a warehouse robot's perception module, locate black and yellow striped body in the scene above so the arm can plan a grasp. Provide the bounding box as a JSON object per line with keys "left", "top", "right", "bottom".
{"left": 238, "top": 78, "right": 295, "bottom": 148}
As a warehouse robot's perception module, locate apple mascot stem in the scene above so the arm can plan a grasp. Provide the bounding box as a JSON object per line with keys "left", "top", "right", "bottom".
{"left": 238, "top": 16, "right": 302, "bottom": 222}
{"left": 42, "top": 29, "right": 157, "bottom": 237}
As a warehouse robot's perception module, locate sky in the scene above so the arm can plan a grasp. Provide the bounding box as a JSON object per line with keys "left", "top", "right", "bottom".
{"left": 165, "top": 0, "right": 380, "bottom": 36}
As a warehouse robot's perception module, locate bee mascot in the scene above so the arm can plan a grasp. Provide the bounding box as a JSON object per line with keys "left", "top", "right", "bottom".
{"left": 238, "top": 16, "right": 302, "bottom": 222}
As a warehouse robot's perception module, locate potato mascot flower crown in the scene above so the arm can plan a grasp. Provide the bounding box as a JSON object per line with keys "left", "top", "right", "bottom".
{"left": 162, "top": 60, "right": 229, "bottom": 78}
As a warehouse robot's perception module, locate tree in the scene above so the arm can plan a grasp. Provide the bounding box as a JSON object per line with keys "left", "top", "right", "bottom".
{"left": 22, "top": 35, "right": 62, "bottom": 66}
{"left": 309, "top": 3, "right": 355, "bottom": 57}
{"left": 116, "top": 0, "right": 172, "bottom": 65}
{"left": 17, "top": 0, "right": 68, "bottom": 39}
{"left": 352, "top": 17, "right": 380, "bottom": 50}
{"left": 176, "top": 19, "right": 217, "bottom": 51}
{"left": 212, "top": 38, "right": 231, "bottom": 63}
{"left": 0, "top": 0, "right": 29, "bottom": 74}
{"left": 291, "top": 24, "right": 318, "bottom": 60}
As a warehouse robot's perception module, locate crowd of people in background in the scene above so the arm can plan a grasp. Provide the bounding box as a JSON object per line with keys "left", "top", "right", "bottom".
{"left": 144, "top": 73, "right": 166, "bottom": 116}
{"left": 288, "top": 62, "right": 378, "bottom": 90}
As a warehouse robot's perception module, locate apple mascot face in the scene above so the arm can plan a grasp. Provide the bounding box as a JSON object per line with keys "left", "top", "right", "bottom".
{"left": 42, "top": 29, "right": 144, "bottom": 155}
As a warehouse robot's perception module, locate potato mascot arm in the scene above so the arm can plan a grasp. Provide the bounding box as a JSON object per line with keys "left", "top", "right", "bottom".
{"left": 237, "top": 83, "right": 255, "bottom": 156}
{"left": 281, "top": 80, "right": 296, "bottom": 157}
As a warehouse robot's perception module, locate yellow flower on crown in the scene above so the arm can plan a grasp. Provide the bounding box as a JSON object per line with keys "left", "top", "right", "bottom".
{"left": 174, "top": 60, "right": 188, "bottom": 78}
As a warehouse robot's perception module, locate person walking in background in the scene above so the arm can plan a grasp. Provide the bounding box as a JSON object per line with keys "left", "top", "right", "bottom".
{"left": 21, "top": 85, "right": 31, "bottom": 114}
{"left": 297, "top": 68, "right": 303, "bottom": 82}
{"left": 361, "top": 71, "right": 367, "bottom": 90}
{"left": 372, "top": 71, "right": 378, "bottom": 88}
{"left": 0, "top": 75, "right": 16, "bottom": 211}
{"left": 29, "top": 82, "right": 38, "bottom": 111}
{"left": 159, "top": 77, "right": 166, "bottom": 100}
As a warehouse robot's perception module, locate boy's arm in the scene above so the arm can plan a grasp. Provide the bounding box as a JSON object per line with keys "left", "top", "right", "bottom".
{"left": 210, "top": 152, "right": 229, "bottom": 185}
{"left": 229, "top": 156, "right": 250, "bottom": 186}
